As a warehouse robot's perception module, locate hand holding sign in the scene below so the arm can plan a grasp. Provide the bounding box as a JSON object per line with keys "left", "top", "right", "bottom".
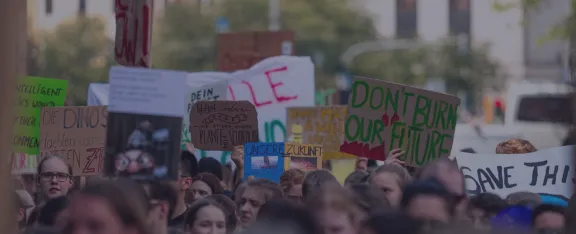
{"left": 384, "top": 148, "right": 406, "bottom": 166}
{"left": 231, "top": 145, "right": 244, "bottom": 168}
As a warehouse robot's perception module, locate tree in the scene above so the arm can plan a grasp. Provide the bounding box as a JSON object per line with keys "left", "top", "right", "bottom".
{"left": 152, "top": 0, "right": 380, "bottom": 90}
{"left": 29, "top": 16, "right": 114, "bottom": 105}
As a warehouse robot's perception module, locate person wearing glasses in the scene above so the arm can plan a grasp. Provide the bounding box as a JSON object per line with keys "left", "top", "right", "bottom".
{"left": 36, "top": 155, "right": 73, "bottom": 202}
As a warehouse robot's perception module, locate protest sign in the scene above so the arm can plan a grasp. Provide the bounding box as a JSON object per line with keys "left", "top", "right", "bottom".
{"left": 244, "top": 142, "right": 285, "bottom": 183}
{"left": 14, "top": 77, "right": 68, "bottom": 154}
{"left": 189, "top": 100, "right": 258, "bottom": 151}
{"left": 455, "top": 146, "right": 575, "bottom": 200}
{"left": 183, "top": 81, "right": 229, "bottom": 149}
{"left": 283, "top": 143, "right": 322, "bottom": 171}
{"left": 39, "top": 106, "right": 107, "bottom": 176}
{"left": 11, "top": 153, "right": 38, "bottom": 175}
{"left": 114, "top": 0, "right": 153, "bottom": 67}
{"left": 105, "top": 66, "right": 186, "bottom": 180}
{"left": 286, "top": 106, "right": 353, "bottom": 159}
{"left": 339, "top": 77, "right": 460, "bottom": 166}
{"left": 217, "top": 31, "right": 294, "bottom": 72}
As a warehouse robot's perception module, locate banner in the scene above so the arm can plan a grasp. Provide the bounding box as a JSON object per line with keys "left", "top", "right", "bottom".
{"left": 189, "top": 100, "right": 258, "bottom": 151}
{"left": 39, "top": 106, "right": 107, "bottom": 176}
{"left": 114, "top": 0, "right": 153, "bottom": 67}
{"left": 454, "top": 145, "right": 575, "bottom": 200}
{"left": 11, "top": 153, "right": 38, "bottom": 175}
{"left": 14, "top": 77, "right": 68, "bottom": 154}
{"left": 283, "top": 143, "right": 322, "bottom": 171}
{"left": 244, "top": 142, "right": 286, "bottom": 182}
{"left": 286, "top": 106, "right": 353, "bottom": 159}
{"left": 340, "top": 77, "right": 460, "bottom": 166}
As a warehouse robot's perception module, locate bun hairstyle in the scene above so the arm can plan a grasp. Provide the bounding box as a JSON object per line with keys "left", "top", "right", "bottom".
{"left": 495, "top": 138, "right": 537, "bottom": 154}
{"left": 36, "top": 154, "right": 73, "bottom": 179}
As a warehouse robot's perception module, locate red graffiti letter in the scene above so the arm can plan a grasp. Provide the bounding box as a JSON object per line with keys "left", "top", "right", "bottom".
{"left": 265, "top": 66, "right": 297, "bottom": 103}
{"left": 242, "top": 80, "right": 273, "bottom": 107}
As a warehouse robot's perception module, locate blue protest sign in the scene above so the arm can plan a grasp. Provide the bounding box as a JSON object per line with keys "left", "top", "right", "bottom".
{"left": 244, "top": 142, "right": 285, "bottom": 183}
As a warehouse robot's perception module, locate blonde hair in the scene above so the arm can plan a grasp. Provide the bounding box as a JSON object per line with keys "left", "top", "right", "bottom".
{"left": 279, "top": 168, "right": 305, "bottom": 194}
{"left": 495, "top": 138, "right": 537, "bottom": 154}
{"left": 370, "top": 164, "right": 412, "bottom": 187}
{"left": 305, "top": 183, "right": 363, "bottom": 224}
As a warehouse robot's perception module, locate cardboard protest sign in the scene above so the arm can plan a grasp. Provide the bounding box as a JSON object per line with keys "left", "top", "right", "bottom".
{"left": 11, "top": 153, "right": 38, "bottom": 175}
{"left": 183, "top": 82, "right": 228, "bottom": 149}
{"left": 286, "top": 106, "right": 353, "bottom": 159}
{"left": 283, "top": 143, "right": 322, "bottom": 172}
{"left": 39, "top": 106, "right": 107, "bottom": 176}
{"left": 114, "top": 0, "right": 153, "bottom": 67}
{"left": 105, "top": 66, "right": 186, "bottom": 180}
{"left": 217, "top": 31, "right": 294, "bottom": 72}
{"left": 189, "top": 101, "right": 258, "bottom": 151}
{"left": 340, "top": 77, "right": 460, "bottom": 166}
{"left": 455, "top": 146, "right": 575, "bottom": 200}
{"left": 244, "top": 142, "right": 285, "bottom": 182}
{"left": 14, "top": 77, "right": 68, "bottom": 154}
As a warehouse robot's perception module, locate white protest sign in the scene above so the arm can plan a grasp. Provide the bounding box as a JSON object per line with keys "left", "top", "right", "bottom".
{"left": 193, "top": 56, "right": 315, "bottom": 163}
{"left": 455, "top": 145, "right": 575, "bottom": 200}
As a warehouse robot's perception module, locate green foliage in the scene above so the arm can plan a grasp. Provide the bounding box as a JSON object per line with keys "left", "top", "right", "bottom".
{"left": 29, "top": 16, "right": 113, "bottom": 105}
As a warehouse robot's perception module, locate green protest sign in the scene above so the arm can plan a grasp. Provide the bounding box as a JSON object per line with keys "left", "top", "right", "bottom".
{"left": 13, "top": 77, "right": 68, "bottom": 154}
{"left": 339, "top": 77, "right": 460, "bottom": 166}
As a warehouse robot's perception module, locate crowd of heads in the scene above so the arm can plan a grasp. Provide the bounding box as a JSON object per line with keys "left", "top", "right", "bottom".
{"left": 9, "top": 138, "right": 572, "bottom": 234}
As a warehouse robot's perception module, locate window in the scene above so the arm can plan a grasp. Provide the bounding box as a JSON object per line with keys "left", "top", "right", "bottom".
{"left": 396, "top": 0, "right": 417, "bottom": 39}
{"left": 397, "top": 0, "right": 416, "bottom": 11}
{"left": 45, "top": 0, "right": 53, "bottom": 14}
{"left": 79, "top": 0, "right": 86, "bottom": 15}
{"left": 450, "top": 0, "right": 470, "bottom": 11}
{"left": 516, "top": 95, "right": 573, "bottom": 124}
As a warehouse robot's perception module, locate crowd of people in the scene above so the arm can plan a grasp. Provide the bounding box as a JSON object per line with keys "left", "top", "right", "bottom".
{"left": 9, "top": 139, "right": 573, "bottom": 234}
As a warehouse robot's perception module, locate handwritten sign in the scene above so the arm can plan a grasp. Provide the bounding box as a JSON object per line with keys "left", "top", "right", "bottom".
{"left": 14, "top": 77, "right": 68, "bottom": 154}
{"left": 283, "top": 143, "right": 322, "bottom": 172}
{"left": 190, "top": 101, "right": 258, "bottom": 151}
{"left": 217, "top": 31, "right": 294, "bottom": 72}
{"left": 244, "top": 142, "right": 285, "bottom": 182}
{"left": 339, "top": 77, "right": 460, "bottom": 166}
{"left": 39, "top": 106, "right": 107, "bottom": 176}
{"left": 114, "top": 0, "right": 153, "bottom": 67}
{"left": 183, "top": 82, "right": 228, "bottom": 149}
{"left": 454, "top": 146, "right": 575, "bottom": 200}
{"left": 11, "top": 153, "right": 38, "bottom": 175}
{"left": 286, "top": 106, "right": 353, "bottom": 159}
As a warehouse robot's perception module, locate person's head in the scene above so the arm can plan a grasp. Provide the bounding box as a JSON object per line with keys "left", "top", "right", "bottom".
{"left": 143, "top": 181, "right": 178, "bottom": 227}
{"left": 360, "top": 213, "right": 423, "bottom": 234}
{"left": 37, "top": 155, "right": 73, "bottom": 200}
{"left": 15, "top": 189, "right": 34, "bottom": 224}
{"left": 368, "top": 164, "right": 411, "bottom": 207}
{"left": 495, "top": 138, "right": 537, "bottom": 154}
{"left": 185, "top": 199, "right": 227, "bottom": 234}
{"left": 14, "top": 191, "right": 25, "bottom": 228}
{"left": 37, "top": 196, "right": 69, "bottom": 229}
{"left": 205, "top": 194, "right": 238, "bottom": 233}
{"left": 189, "top": 173, "right": 224, "bottom": 203}
{"left": 344, "top": 171, "right": 369, "bottom": 187}
{"left": 302, "top": 169, "right": 339, "bottom": 198}
{"left": 198, "top": 157, "right": 223, "bottom": 181}
{"left": 347, "top": 183, "right": 391, "bottom": 215}
{"left": 401, "top": 178, "right": 456, "bottom": 225}
{"left": 506, "top": 191, "right": 542, "bottom": 208}
{"left": 467, "top": 193, "right": 507, "bottom": 229}
{"left": 532, "top": 204, "right": 566, "bottom": 230}
{"left": 305, "top": 183, "right": 363, "bottom": 234}
{"left": 355, "top": 158, "right": 368, "bottom": 171}
{"left": 237, "top": 179, "right": 283, "bottom": 228}
{"left": 65, "top": 179, "right": 150, "bottom": 234}
{"left": 414, "top": 158, "right": 466, "bottom": 216}
{"left": 255, "top": 199, "right": 320, "bottom": 234}
{"left": 177, "top": 151, "right": 197, "bottom": 198}
{"left": 21, "top": 226, "right": 62, "bottom": 234}
{"left": 279, "top": 168, "right": 305, "bottom": 202}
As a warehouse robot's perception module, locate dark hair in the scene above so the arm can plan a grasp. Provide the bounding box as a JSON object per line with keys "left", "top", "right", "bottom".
{"left": 193, "top": 173, "right": 224, "bottom": 194}
{"left": 532, "top": 204, "right": 566, "bottom": 226}
{"left": 198, "top": 157, "right": 223, "bottom": 180}
{"left": 344, "top": 171, "right": 369, "bottom": 186}
{"left": 146, "top": 181, "right": 179, "bottom": 219}
{"left": 347, "top": 184, "right": 391, "bottom": 214}
{"left": 205, "top": 194, "right": 238, "bottom": 233}
{"left": 37, "top": 196, "right": 69, "bottom": 226}
{"left": 302, "top": 169, "right": 338, "bottom": 198}
{"left": 244, "top": 179, "right": 283, "bottom": 200}
{"left": 468, "top": 193, "right": 507, "bottom": 216}
{"left": 256, "top": 199, "right": 321, "bottom": 234}
{"left": 362, "top": 213, "right": 423, "bottom": 234}
{"left": 185, "top": 199, "right": 227, "bottom": 228}
{"left": 78, "top": 179, "right": 150, "bottom": 234}
{"left": 21, "top": 226, "right": 62, "bottom": 234}
{"left": 180, "top": 150, "right": 198, "bottom": 177}
{"left": 279, "top": 168, "right": 305, "bottom": 194}
{"left": 37, "top": 155, "right": 73, "bottom": 177}
{"left": 400, "top": 178, "right": 456, "bottom": 216}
